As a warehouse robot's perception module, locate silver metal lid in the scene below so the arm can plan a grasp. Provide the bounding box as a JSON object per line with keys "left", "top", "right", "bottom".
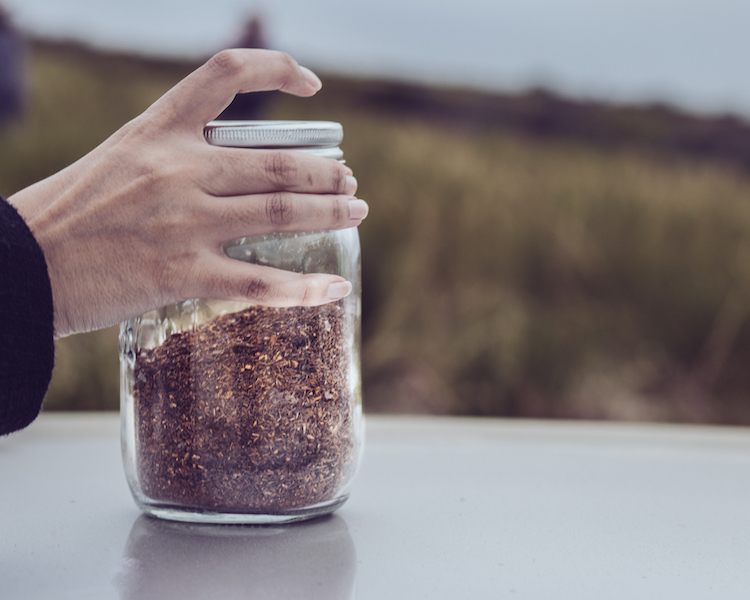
{"left": 204, "top": 120, "right": 344, "bottom": 159}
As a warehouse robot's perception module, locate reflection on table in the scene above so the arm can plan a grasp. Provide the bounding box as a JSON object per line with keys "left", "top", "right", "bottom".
{"left": 115, "top": 514, "right": 356, "bottom": 600}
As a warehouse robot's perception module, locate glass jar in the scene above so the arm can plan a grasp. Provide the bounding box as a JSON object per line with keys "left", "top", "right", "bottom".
{"left": 120, "top": 121, "right": 362, "bottom": 524}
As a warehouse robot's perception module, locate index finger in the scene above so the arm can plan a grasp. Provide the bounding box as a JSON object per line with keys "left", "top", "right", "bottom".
{"left": 148, "top": 49, "right": 323, "bottom": 132}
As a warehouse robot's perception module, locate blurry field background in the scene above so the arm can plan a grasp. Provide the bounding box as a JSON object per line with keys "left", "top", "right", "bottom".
{"left": 4, "top": 40, "right": 750, "bottom": 424}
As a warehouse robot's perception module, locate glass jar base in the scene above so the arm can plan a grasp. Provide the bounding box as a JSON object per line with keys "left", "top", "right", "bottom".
{"left": 135, "top": 495, "right": 350, "bottom": 525}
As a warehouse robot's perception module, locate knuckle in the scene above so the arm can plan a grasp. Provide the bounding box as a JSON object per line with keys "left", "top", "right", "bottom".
{"left": 275, "top": 51, "right": 298, "bottom": 76}
{"left": 331, "top": 164, "right": 347, "bottom": 194}
{"left": 206, "top": 49, "right": 244, "bottom": 77}
{"left": 331, "top": 197, "right": 346, "bottom": 224}
{"left": 132, "top": 160, "right": 168, "bottom": 196}
{"left": 300, "top": 279, "right": 315, "bottom": 305}
{"left": 160, "top": 249, "right": 208, "bottom": 302}
{"left": 265, "top": 192, "right": 296, "bottom": 227}
{"left": 242, "top": 277, "right": 272, "bottom": 302}
{"left": 136, "top": 157, "right": 187, "bottom": 201}
{"left": 264, "top": 151, "right": 298, "bottom": 187}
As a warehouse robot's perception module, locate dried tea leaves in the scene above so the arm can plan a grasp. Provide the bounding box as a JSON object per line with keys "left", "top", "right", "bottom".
{"left": 133, "top": 302, "right": 355, "bottom": 513}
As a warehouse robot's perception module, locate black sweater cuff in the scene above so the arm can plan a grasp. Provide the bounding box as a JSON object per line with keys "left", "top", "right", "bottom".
{"left": 0, "top": 196, "right": 55, "bottom": 435}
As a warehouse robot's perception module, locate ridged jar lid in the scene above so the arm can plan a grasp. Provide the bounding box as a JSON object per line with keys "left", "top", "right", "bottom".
{"left": 204, "top": 120, "right": 344, "bottom": 159}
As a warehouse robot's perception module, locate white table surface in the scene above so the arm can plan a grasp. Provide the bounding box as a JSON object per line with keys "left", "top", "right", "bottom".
{"left": 2, "top": 413, "right": 749, "bottom": 600}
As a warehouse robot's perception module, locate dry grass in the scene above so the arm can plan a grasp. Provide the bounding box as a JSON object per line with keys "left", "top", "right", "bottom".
{"left": 336, "top": 117, "right": 750, "bottom": 423}
{"left": 6, "top": 40, "right": 750, "bottom": 423}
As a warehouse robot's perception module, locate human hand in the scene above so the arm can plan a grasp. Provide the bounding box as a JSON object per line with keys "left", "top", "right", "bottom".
{"left": 8, "top": 50, "right": 367, "bottom": 338}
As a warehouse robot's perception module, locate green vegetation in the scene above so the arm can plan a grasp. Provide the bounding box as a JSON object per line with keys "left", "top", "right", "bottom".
{"left": 6, "top": 40, "right": 750, "bottom": 423}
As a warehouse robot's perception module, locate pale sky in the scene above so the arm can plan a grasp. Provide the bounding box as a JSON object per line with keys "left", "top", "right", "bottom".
{"left": 5, "top": 0, "right": 750, "bottom": 116}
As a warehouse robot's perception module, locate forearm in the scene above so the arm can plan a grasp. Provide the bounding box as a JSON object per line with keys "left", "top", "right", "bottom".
{"left": 0, "top": 196, "right": 54, "bottom": 435}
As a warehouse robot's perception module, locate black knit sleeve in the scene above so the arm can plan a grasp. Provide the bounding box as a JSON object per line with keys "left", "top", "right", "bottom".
{"left": 0, "top": 196, "right": 55, "bottom": 435}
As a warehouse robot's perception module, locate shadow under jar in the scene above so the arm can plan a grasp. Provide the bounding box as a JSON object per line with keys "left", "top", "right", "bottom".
{"left": 120, "top": 121, "right": 363, "bottom": 524}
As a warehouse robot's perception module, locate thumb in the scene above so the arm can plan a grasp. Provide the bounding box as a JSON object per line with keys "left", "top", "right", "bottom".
{"left": 148, "top": 49, "right": 322, "bottom": 132}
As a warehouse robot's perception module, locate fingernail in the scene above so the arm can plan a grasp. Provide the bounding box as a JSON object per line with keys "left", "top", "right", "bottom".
{"left": 345, "top": 175, "right": 358, "bottom": 195}
{"left": 327, "top": 281, "right": 352, "bottom": 300}
{"left": 300, "top": 66, "right": 322, "bottom": 91}
{"left": 344, "top": 166, "right": 354, "bottom": 176}
{"left": 348, "top": 199, "right": 369, "bottom": 220}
